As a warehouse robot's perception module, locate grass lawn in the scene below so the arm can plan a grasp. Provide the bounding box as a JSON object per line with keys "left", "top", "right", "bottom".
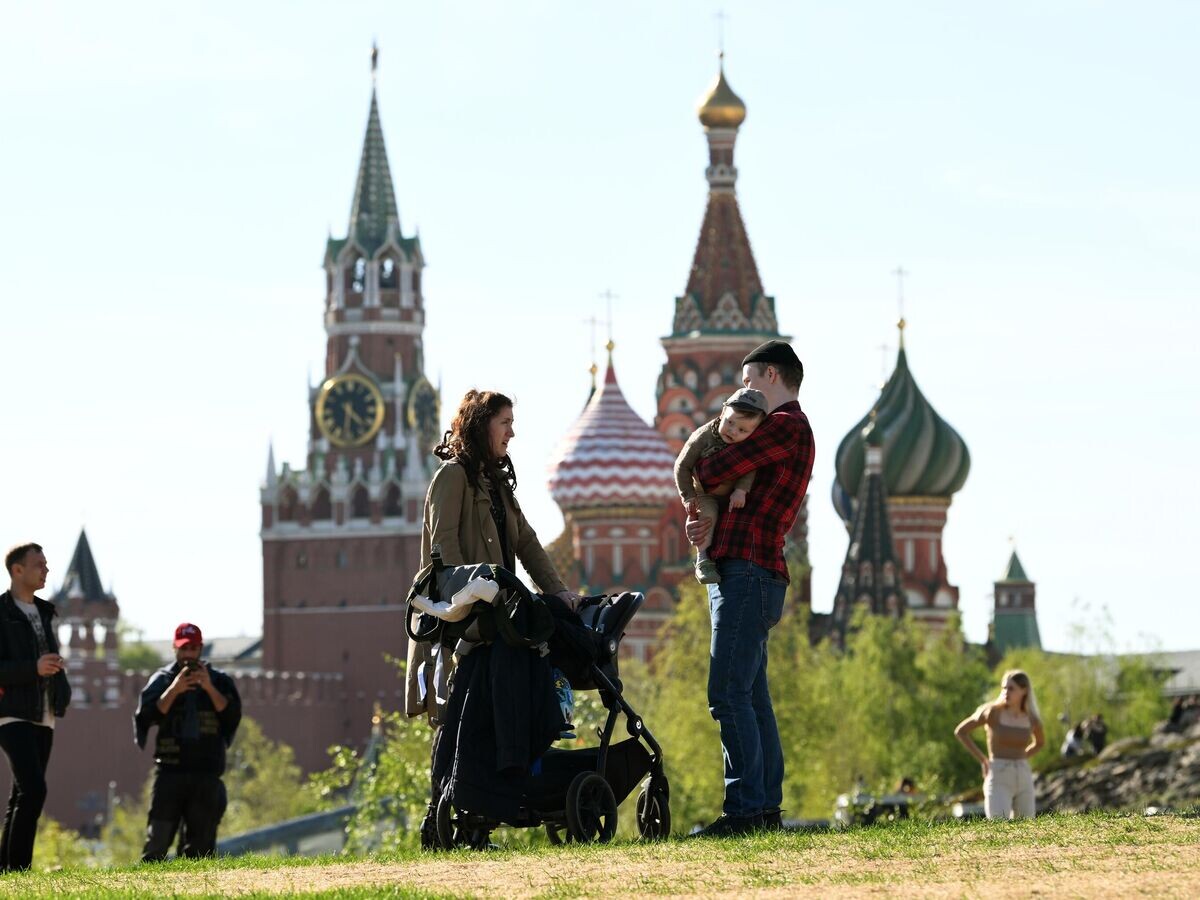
{"left": 2, "top": 813, "right": 1197, "bottom": 898}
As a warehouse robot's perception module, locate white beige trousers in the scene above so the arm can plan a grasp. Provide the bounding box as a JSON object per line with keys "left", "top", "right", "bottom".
{"left": 984, "top": 758, "right": 1035, "bottom": 819}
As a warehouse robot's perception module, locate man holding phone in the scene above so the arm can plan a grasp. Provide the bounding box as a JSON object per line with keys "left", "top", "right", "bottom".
{"left": 134, "top": 622, "right": 241, "bottom": 861}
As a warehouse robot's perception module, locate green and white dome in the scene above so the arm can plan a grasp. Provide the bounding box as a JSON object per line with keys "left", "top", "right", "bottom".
{"left": 833, "top": 332, "right": 969, "bottom": 523}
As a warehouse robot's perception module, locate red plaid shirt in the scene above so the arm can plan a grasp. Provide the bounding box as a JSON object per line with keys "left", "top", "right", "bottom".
{"left": 694, "top": 400, "right": 814, "bottom": 580}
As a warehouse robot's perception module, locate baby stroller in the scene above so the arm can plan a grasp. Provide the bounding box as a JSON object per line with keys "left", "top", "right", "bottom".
{"left": 406, "top": 552, "right": 670, "bottom": 847}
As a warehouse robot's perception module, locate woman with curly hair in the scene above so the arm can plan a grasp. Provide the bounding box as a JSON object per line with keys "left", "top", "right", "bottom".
{"left": 405, "top": 389, "right": 582, "bottom": 721}
{"left": 954, "top": 669, "right": 1046, "bottom": 819}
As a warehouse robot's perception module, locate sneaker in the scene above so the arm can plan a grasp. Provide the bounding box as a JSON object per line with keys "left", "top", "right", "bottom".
{"left": 760, "top": 808, "right": 784, "bottom": 831}
{"left": 689, "top": 812, "right": 761, "bottom": 838}
{"left": 695, "top": 559, "right": 721, "bottom": 584}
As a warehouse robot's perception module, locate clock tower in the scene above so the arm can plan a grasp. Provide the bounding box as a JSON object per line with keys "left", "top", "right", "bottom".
{"left": 259, "top": 54, "right": 439, "bottom": 734}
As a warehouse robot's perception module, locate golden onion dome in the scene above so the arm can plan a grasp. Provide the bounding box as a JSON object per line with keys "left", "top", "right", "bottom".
{"left": 697, "top": 58, "right": 747, "bottom": 128}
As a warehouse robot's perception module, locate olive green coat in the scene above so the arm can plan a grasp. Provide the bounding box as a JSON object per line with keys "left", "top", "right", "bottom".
{"left": 405, "top": 459, "right": 567, "bottom": 720}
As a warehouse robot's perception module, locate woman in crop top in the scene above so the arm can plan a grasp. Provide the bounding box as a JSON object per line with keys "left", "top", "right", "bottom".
{"left": 954, "top": 669, "right": 1045, "bottom": 819}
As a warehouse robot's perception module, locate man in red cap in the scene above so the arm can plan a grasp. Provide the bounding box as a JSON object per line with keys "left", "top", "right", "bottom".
{"left": 134, "top": 622, "right": 241, "bottom": 861}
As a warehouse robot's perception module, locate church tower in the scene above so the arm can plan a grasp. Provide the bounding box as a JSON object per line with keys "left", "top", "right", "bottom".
{"left": 656, "top": 56, "right": 782, "bottom": 449}
{"left": 991, "top": 549, "right": 1041, "bottom": 656}
{"left": 259, "top": 51, "right": 438, "bottom": 719}
{"left": 833, "top": 320, "right": 970, "bottom": 632}
{"left": 831, "top": 416, "right": 903, "bottom": 644}
{"left": 547, "top": 345, "right": 680, "bottom": 662}
{"left": 654, "top": 57, "right": 810, "bottom": 598}
{"left": 53, "top": 529, "right": 121, "bottom": 708}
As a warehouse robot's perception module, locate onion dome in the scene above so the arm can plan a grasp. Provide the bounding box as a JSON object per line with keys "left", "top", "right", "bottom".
{"left": 697, "top": 56, "right": 747, "bottom": 129}
{"left": 833, "top": 324, "right": 970, "bottom": 522}
{"left": 548, "top": 350, "right": 677, "bottom": 511}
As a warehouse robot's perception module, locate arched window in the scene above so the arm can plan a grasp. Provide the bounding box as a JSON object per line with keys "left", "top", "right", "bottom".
{"left": 383, "top": 483, "right": 402, "bottom": 517}
{"left": 311, "top": 487, "right": 332, "bottom": 521}
{"left": 662, "top": 523, "right": 681, "bottom": 565}
{"left": 380, "top": 256, "right": 398, "bottom": 289}
{"left": 352, "top": 257, "right": 366, "bottom": 294}
{"left": 278, "top": 487, "right": 298, "bottom": 522}
{"left": 882, "top": 561, "right": 896, "bottom": 587}
{"left": 351, "top": 484, "right": 370, "bottom": 519}
{"left": 859, "top": 561, "right": 873, "bottom": 587}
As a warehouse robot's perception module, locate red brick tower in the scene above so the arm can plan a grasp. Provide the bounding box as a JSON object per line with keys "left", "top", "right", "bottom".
{"left": 54, "top": 529, "right": 121, "bottom": 708}
{"left": 654, "top": 57, "right": 810, "bottom": 600}
{"left": 259, "top": 54, "right": 437, "bottom": 727}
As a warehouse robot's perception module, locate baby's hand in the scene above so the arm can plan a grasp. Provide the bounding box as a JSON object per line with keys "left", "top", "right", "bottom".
{"left": 729, "top": 489, "right": 747, "bottom": 510}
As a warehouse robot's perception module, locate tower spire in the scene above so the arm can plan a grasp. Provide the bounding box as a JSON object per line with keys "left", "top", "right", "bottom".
{"left": 346, "top": 47, "right": 400, "bottom": 257}
{"left": 669, "top": 54, "right": 777, "bottom": 338}
{"left": 894, "top": 266, "right": 908, "bottom": 349}
{"left": 832, "top": 415, "right": 902, "bottom": 641}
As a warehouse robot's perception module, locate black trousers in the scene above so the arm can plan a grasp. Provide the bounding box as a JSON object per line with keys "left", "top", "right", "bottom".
{"left": 141, "top": 771, "right": 227, "bottom": 862}
{"left": 0, "top": 722, "right": 54, "bottom": 872}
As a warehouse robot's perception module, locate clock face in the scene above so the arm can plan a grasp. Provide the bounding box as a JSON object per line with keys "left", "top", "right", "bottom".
{"left": 316, "top": 374, "right": 385, "bottom": 447}
{"left": 407, "top": 376, "right": 441, "bottom": 451}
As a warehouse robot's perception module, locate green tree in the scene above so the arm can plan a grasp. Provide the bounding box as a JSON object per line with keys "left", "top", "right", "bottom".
{"left": 221, "top": 717, "right": 317, "bottom": 834}
{"left": 115, "top": 620, "right": 165, "bottom": 671}
{"left": 308, "top": 709, "right": 433, "bottom": 852}
{"left": 638, "top": 581, "right": 724, "bottom": 830}
{"left": 642, "top": 589, "right": 996, "bottom": 822}
{"left": 32, "top": 817, "right": 95, "bottom": 870}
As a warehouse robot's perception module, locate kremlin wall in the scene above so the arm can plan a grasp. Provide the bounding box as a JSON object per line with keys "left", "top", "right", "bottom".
{"left": 6, "top": 58, "right": 1045, "bottom": 832}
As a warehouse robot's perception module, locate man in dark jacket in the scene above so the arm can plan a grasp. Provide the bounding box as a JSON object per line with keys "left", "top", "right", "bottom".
{"left": 134, "top": 622, "right": 241, "bottom": 861}
{"left": 0, "top": 543, "right": 70, "bottom": 872}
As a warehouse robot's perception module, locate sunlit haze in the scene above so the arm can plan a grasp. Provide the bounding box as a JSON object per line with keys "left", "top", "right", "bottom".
{"left": 3, "top": 2, "right": 1197, "bottom": 652}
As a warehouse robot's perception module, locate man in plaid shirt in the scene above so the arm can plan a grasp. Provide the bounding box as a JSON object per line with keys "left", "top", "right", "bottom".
{"left": 686, "top": 340, "right": 815, "bottom": 837}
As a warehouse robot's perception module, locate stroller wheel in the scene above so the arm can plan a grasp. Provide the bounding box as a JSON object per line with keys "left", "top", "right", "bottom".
{"left": 545, "top": 820, "right": 572, "bottom": 845}
{"left": 420, "top": 804, "right": 440, "bottom": 851}
{"left": 435, "top": 793, "right": 456, "bottom": 849}
{"left": 565, "top": 773, "right": 618, "bottom": 844}
{"left": 636, "top": 780, "right": 672, "bottom": 840}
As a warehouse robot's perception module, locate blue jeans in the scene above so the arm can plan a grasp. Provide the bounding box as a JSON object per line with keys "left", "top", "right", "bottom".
{"left": 707, "top": 559, "right": 786, "bottom": 817}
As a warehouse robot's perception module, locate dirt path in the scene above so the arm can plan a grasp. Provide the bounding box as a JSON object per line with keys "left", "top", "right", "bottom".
{"left": 77, "top": 820, "right": 1200, "bottom": 898}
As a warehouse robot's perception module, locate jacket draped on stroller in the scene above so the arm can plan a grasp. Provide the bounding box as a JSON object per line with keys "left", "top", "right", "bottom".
{"left": 406, "top": 553, "right": 669, "bottom": 846}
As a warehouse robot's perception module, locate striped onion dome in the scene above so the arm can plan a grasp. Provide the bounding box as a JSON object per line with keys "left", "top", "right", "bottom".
{"left": 833, "top": 337, "right": 970, "bottom": 524}
{"left": 547, "top": 357, "right": 677, "bottom": 511}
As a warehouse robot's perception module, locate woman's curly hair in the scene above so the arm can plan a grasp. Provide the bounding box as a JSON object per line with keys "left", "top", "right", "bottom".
{"left": 433, "top": 389, "right": 517, "bottom": 494}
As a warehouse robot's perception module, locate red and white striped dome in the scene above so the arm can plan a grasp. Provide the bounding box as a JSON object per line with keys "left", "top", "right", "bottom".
{"left": 547, "top": 360, "right": 677, "bottom": 512}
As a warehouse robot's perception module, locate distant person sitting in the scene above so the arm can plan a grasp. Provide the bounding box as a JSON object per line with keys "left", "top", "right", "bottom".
{"left": 1169, "top": 697, "right": 1185, "bottom": 728}
{"left": 134, "top": 623, "right": 241, "bottom": 862}
{"left": 1060, "top": 722, "right": 1085, "bottom": 758}
{"left": 1085, "top": 713, "right": 1108, "bottom": 755}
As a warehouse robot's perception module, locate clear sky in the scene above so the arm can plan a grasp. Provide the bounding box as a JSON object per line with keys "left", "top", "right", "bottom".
{"left": 2, "top": 2, "right": 1197, "bottom": 652}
